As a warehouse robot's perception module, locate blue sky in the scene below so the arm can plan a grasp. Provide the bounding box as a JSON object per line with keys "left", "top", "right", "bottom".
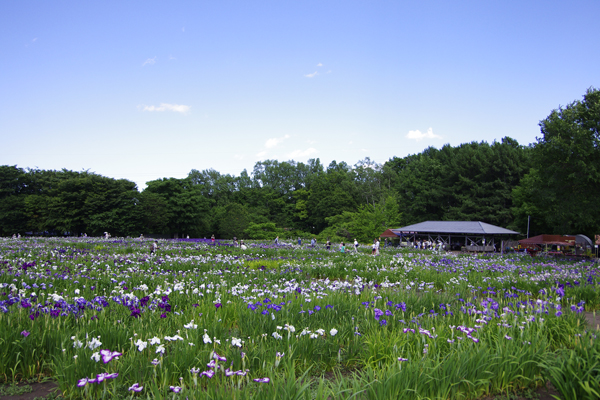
{"left": 2, "top": 1, "right": 599, "bottom": 190}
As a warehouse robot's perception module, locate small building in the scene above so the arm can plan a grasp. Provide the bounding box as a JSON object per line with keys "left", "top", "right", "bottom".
{"left": 518, "top": 234, "right": 592, "bottom": 256}
{"left": 387, "top": 221, "right": 519, "bottom": 252}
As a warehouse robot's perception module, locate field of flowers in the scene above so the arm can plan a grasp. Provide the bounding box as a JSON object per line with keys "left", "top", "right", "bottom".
{"left": 1, "top": 237, "right": 600, "bottom": 399}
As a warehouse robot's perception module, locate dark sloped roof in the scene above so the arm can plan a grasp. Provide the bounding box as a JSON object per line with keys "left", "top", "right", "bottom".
{"left": 392, "top": 221, "right": 519, "bottom": 235}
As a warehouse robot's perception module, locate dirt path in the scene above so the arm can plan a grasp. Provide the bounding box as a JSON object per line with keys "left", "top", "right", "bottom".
{"left": 585, "top": 311, "right": 600, "bottom": 330}
{"left": 0, "top": 381, "right": 59, "bottom": 400}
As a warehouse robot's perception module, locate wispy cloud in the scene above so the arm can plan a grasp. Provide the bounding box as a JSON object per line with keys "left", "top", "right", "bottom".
{"left": 304, "top": 71, "right": 318, "bottom": 78}
{"left": 169, "top": 55, "right": 176, "bottom": 60}
{"left": 182, "top": 27, "right": 185, "bottom": 32}
{"left": 317, "top": 63, "right": 323, "bottom": 67}
{"left": 265, "top": 134, "right": 290, "bottom": 149}
{"left": 142, "top": 57, "right": 157, "bottom": 66}
{"left": 141, "top": 103, "right": 190, "bottom": 114}
{"left": 287, "top": 148, "right": 317, "bottom": 158}
{"left": 256, "top": 151, "right": 267, "bottom": 157}
{"left": 405, "top": 127, "right": 441, "bottom": 141}
{"left": 26, "top": 37, "right": 38, "bottom": 47}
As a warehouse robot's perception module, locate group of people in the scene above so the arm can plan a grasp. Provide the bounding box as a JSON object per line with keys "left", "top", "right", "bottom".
{"left": 291, "top": 237, "right": 383, "bottom": 255}
{"left": 145, "top": 235, "right": 389, "bottom": 256}
{"left": 412, "top": 239, "right": 444, "bottom": 250}
{"left": 232, "top": 236, "right": 247, "bottom": 250}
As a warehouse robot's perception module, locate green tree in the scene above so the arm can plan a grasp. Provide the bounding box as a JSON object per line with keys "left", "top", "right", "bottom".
{"left": 143, "top": 178, "right": 210, "bottom": 237}
{"left": 321, "top": 195, "right": 402, "bottom": 243}
{"left": 217, "top": 203, "right": 250, "bottom": 239}
{"left": 0, "top": 166, "right": 29, "bottom": 235}
{"left": 513, "top": 87, "right": 600, "bottom": 236}
{"left": 244, "top": 222, "right": 283, "bottom": 240}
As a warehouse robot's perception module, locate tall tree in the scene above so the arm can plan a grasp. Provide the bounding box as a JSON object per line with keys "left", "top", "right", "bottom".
{"left": 513, "top": 87, "right": 600, "bottom": 237}
{"left": 143, "top": 178, "right": 211, "bottom": 237}
{"left": 0, "top": 166, "right": 29, "bottom": 235}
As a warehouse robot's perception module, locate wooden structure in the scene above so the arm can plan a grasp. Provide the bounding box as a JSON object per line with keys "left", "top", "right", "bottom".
{"left": 384, "top": 221, "right": 519, "bottom": 252}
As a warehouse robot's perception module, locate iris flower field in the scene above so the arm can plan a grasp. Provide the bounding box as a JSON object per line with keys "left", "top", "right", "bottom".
{"left": 1, "top": 237, "right": 599, "bottom": 399}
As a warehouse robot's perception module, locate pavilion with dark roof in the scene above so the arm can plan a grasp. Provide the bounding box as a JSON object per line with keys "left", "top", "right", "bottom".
{"left": 385, "top": 221, "right": 520, "bottom": 252}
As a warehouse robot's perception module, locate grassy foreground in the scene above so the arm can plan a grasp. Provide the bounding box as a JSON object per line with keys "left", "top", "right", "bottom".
{"left": 1, "top": 237, "right": 599, "bottom": 399}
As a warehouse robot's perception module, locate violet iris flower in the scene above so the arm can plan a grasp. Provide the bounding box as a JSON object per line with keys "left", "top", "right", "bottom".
{"left": 100, "top": 349, "right": 122, "bottom": 363}
{"left": 128, "top": 383, "right": 143, "bottom": 392}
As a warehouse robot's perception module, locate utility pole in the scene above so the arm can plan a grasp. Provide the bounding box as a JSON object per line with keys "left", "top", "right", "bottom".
{"left": 527, "top": 216, "right": 530, "bottom": 239}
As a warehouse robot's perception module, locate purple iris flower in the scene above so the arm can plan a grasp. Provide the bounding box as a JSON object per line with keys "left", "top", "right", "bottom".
{"left": 100, "top": 349, "right": 122, "bottom": 363}
{"left": 130, "top": 308, "right": 141, "bottom": 318}
{"left": 128, "top": 383, "right": 143, "bottom": 392}
{"left": 201, "top": 370, "right": 215, "bottom": 378}
{"left": 77, "top": 378, "right": 90, "bottom": 387}
{"left": 253, "top": 377, "right": 270, "bottom": 383}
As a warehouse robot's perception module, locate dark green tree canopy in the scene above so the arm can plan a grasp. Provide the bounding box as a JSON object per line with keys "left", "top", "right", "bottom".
{"left": 512, "top": 87, "right": 600, "bottom": 237}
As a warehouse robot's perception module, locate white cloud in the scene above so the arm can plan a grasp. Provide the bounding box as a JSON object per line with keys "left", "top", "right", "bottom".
{"left": 405, "top": 127, "right": 441, "bottom": 141}
{"left": 265, "top": 134, "right": 290, "bottom": 149}
{"left": 141, "top": 103, "right": 190, "bottom": 114}
{"left": 32, "top": 38, "right": 38, "bottom": 43}
{"left": 182, "top": 27, "right": 185, "bottom": 32}
{"left": 169, "top": 55, "right": 176, "bottom": 60}
{"left": 304, "top": 71, "right": 318, "bottom": 78}
{"left": 287, "top": 148, "right": 317, "bottom": 158}
{"left": 256, "top": 151, "right": 267, "bottom": 157}
{"left": 142, "top": 57, "right": 156, "bottom": 66}
{"left": 317, "top": 63, "right": 323, "bottom": 67}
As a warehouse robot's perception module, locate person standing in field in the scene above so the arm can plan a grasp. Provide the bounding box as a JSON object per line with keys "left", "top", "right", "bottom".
{"left": 354, "top": 239, "right": 359, "bottom": 253}
{"left": 150, "top": 240, "right": 159, "bottom": 255}
{"left": 375, "top": 239, "right": 380, "bottom": 255}
{"left": 211, "top": 234, "right": 215, "bottom": 244}
{"left": 298, "top": 237, "right": 302, "bottom": 246}
{"left": 340, "top": 242, "right": 345, "bottom": 254}
{"left": 326, "top": 239, "right": 331, "bottom": 251}
{"left": 275, "top": 236, "right": 279, "bottom": 245}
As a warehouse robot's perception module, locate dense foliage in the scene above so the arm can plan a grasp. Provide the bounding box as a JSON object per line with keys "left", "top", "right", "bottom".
{"left": 1, "top": 88, "right": 598, "bottom": 239}
{"left": 1, "top": 237, "right": 600, "bottom": 399}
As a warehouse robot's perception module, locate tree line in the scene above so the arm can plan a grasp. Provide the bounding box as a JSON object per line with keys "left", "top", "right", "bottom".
{"left": 2, "top": 88, "right": 598, "bottom": 242}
